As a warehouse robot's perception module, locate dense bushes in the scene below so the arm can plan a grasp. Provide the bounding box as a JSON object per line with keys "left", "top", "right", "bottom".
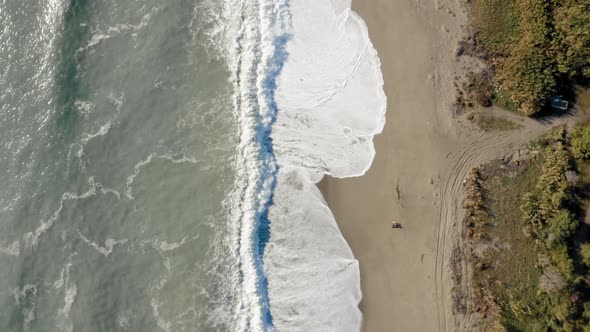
{"left": 469, "top": 0, "right": 590, "bottom": 115}
{"left": 522, "top": 132, "right": 572, "bottom": 230}
{"left": 581, "top": 243, "right": 590, "bottom": 267}
{"left": 517, "top": 127, "right": 590, "bottom": 329}
{"left": 498, "top": 0, "right": 557, "bottom": 115}
{"left": 500, "top": 45, "right": 557, "bottom": 115}
{"left": 547, "top": 209, "right": 577, "bottom": 244}
{"left": 463, "top": 168, "right": 488, "bottom": 239}
{"left": 553, "top": 0, "right": 590, "bottom": 79}
{"left": 461, "top": 126, "right": 590, "bottom": 330}
{"left": 571, "top": 125, "right": 590, "bottom": 159}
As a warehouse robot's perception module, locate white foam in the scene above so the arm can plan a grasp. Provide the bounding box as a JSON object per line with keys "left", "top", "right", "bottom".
{"left": 56, "top": 253, "right": 77, "bottom": 332}
{"left": 82, "top": 10, "right": 156, "bottom": 51}
{"left": 125, "top": 153, "right": 198, "bottom": 200}
{"left": 77, "top": 230, "right": 128, "bottom": 257}
{"left": 57, "top": 284, "right": 77, "bottom": 332}
{"left": 117, "top": 313, "right": 130, "bottom": 330}
{"left": 214, "top": 0, "right": 291, "bottom": 330}
{"left": 264, "top": 0, "right": 386, "bottom": 330}
{"left": 273, "top": 0, "right": 386, "bottom": 178}
{"left": 208, "top": 0, "right": 385, "bottom": 330}
{"left": 23, "top": 177, "right": 115, "bottom": 249}
{"left": 192, "top": 0, "right": 241, "bottom": 63}
{"left": 73, "top": 100, "right": 94, "bottom": 117}
{"left": 77, "top": 121, "right": 111, "bottom": 158}
{"left": 12, "top": 284, "right": 37, "bottom": 306}
{"left": 150, "top": 298, "right": 173, "bottom": 332}
{"left": 152, "top": 237, "right": 188, "bottom": 252}
{"left": 0, "top": 240, "right": 20, "bottom": 256}
{"left": 12, "top": 284, "right": 38, "bottom": 332}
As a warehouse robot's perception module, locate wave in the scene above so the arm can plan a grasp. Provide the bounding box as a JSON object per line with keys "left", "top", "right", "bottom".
{"left": 216, "top": 0, "right": 385, "bottom": 330}
{"left": 265, "top": 0, "right": 386, "bottom": 331}
{"left": 224, "top": 0, "right": 290, "bottom": 330}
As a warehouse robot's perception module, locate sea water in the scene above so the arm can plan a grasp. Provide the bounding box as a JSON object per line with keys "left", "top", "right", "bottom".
{"left": 0, "top": 0, "right": 385, "bottom": 331}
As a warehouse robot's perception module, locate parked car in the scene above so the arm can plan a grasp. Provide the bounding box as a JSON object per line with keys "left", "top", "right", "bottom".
{"left": 550, "top": 96, "right": 569, "bottom": 111}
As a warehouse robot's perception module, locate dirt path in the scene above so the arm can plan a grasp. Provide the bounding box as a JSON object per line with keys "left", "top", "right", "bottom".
{"left": 435, "top": 108, "right": 586, "bottom": 330}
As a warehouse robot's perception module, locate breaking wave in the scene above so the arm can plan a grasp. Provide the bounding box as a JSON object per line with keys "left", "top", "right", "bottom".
{"left": 224, "top": 0, "right": 386, "bottom": 330}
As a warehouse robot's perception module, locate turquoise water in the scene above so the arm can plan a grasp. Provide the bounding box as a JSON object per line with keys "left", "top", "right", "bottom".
{"left": 0, "top": 1, "right": 241, "bottom": 330}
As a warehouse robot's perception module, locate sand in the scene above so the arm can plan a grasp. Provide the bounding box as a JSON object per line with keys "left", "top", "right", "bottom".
{"left": 318, "top": 0, "right": 519, "bottom": 330}
{"left": 319, "top": 0, "right": 466, "bottom": 330}
{"left": 319, "top": 0, "right": 584, "bottom": 330}
{"left": 317, "top": 0, "right": 590, "bottom": 329}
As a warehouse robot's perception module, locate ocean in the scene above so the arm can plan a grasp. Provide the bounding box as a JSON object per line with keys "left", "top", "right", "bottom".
{"left": 0, "top": 0, "right": 385, "bottom": 331}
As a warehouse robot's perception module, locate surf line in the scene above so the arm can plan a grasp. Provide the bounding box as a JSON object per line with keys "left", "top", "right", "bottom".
{"left": 231, "top": 0, "right": 291, "bottom": 330}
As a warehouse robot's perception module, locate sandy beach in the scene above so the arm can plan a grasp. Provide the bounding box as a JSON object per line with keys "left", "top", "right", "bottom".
{"left": 320, "top": 0, "right": 465, "bottom": 330}
{"left": 320, "top": 0, "right": 577, "bottom": 330}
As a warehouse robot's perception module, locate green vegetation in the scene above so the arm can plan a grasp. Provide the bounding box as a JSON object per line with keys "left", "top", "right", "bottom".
{"left": 462, "top": 126, "right": 590, "bottom": 331}
{"left": 467, "top": 0, "right": 590, "bottom": 115}
{"left": 473, "top": 113, "right": 521, "bottom": 132}
{"left": 571, "top": 125, "right": 590, "bottom": 159}
{"left": 582, "top": 243, "right": 590, "bottom": 267}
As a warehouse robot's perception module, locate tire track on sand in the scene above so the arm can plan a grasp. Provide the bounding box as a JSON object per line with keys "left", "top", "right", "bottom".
{"left": 434, "top": 122, "right": 551, "bottom": 331}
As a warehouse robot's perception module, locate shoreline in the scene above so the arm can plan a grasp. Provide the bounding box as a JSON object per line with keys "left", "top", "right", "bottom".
{"left": 318, "top": 0, "right": 580, "bottom": 330}
{"left": 319, "top": 0, "right": 468, "bottom": 330}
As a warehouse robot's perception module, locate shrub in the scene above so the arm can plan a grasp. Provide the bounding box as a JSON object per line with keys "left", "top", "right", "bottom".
{"left": 499, "top": 43, "right": 556, "bottom": 115}
{"left": 570, "top": 126, "right": 590, "bottom": 160}
{"left": 497, "top": 0, "right": 556, "bottom": 115}
{"left": 581, "top": 243, "right": 590, "bottom": 268}
{"left": 536, "top": 142, "right": 571, "bottom": 219}
{"left": 522, "top": 192, "right": 542, "bottom": 226}
{"left": 547, "top": 209, "right": 577, "bottom": 243}
{"left": 552, "top": 0, "right": 590, "bottom": 79}
{"left": 466, "top": 72, "right": 494, "bottom": 107}
{"left": 583, "top": 301, "right": 590, "bottom": 320}
{"left": 521, "top": 139, "right": 574, "bottom": 241}
{"left": 472, "top": 129, "right": 590, "bottom": 330}
{"left": 550, "top": 244, "right": 574, "bottom": 281}
{"left": 468, "top": 0, "right": 590, "bottom": 115}
{"left": 551, "top": 295, "right": 572, "bottom": 325}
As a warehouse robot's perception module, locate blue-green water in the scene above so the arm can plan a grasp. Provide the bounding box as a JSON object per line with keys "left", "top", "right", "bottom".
{"left": 0, "top": 1, "right": 240, "bottom": 330}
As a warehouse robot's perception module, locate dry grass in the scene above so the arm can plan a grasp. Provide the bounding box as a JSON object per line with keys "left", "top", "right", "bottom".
{"left": 472, "top": 113, "right": 521, "bottom": 132}
{"left": 479, "top": 157, "right": 544, "bottom": 328}
{"left": 457, "top": 142, "right": 546, "bottom": 328}
{"left": 470, "top": 0, "right": 518, "bottom": 54}
{"left": 576, "top": 88, "right": 590, "bottom": 112}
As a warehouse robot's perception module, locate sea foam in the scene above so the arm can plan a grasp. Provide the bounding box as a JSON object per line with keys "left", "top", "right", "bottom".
{"left": 222, "top": 0, "right": 385, "bottom": 330}
{"left": 265, "top": 0, "right": 386, "bottom": 331}
{"left": 222, "top": 0, "right": 290, "bottom": 330}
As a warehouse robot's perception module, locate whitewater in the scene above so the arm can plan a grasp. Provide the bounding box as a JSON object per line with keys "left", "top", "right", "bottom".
{"left": 226, "top": 0, "right": 386, "bottom": 330}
